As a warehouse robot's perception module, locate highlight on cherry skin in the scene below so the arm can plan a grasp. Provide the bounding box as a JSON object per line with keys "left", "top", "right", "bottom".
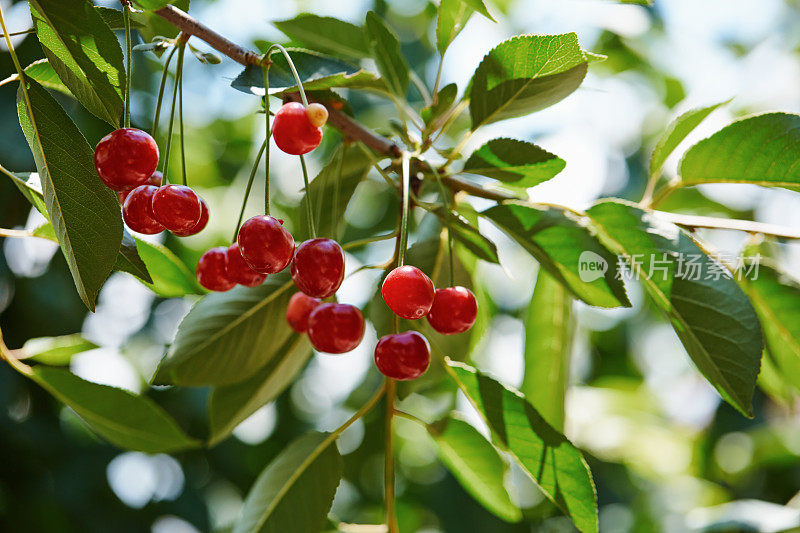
{"left": 374, "top": 330, "right": 431, "bottom": 381}
{"left": 196, "top": 246, "right": 236, "bottom": 292}
{"left": 381, "top": 265, "right": 436, "bottom": 320}
{"left": 151, "top": 184, "right": 205, "bottom": 234}
{"left": 224, "top": 242, "right": 266, "bottom": 288}
{"left": 427, "top": 286, "right": 478, "bottom": 335}
{"left": 94, "top": 128, "right": 159, "bottom": 191}
{"left": 285, "top": 292, "right": 322, "bottom": 333}
{"left": 122, "top": 184, "right": 163, "bottom": 235}
{"left": 291, "top": 238, "right": 345, "bottom": 298}
{"left": 307, "top": 303, "right": 365, "bottom": 354}
{"left": 272, "top": 102, "right": 324, "bottom": 155}
{"left": 237, "top": 215, "right": 295, "bottom": 274}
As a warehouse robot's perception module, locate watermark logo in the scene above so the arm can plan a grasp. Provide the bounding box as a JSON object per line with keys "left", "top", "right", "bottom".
{"left": 579, "top": 251, "right": 608, "bottom": 282}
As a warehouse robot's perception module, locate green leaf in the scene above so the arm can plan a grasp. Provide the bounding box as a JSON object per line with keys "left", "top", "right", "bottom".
{"left": 679, "top": 113, "right": 800, "bottom": 189}
{"left": 469, "top": 34, "right": 589, "bottom": 130}
{"left": 233, "top": 431, "right": 342, "bottom": 533}
{"left": 17, "top": 79, "right": 123, "bottom": 311}
{"left": 23, "top": 59, "right": 70, "bottom": 96}
{"left": 131, "top": 0, "right": 189, "bottom": 42}
{"left": 274, "top": 14, "right": 369, "bottom": 58}
{"left": 8, "top": 172, "right": 47, "bottom": 216}
{"left": 154, "top": 277, "right": 294, "bottom": 386}
{"left": 437, "top": 0, "right": 472, "bottom": 54}
{"left": 421, "top": 83, "right": 458, "bottom": 127}
{"left": 446, "top": 361, "right": 598, "bottom": 533}
{"left": 94, "top": 6, "right": 145, "bottom": 29}
{"left": 28, "top": 366, "right": 199, "bottom": 452}
{"left": 231, "top": 49, "right": 381, "bottom": 96}
{"left": 114, "top": 232, "right": 152, "bottom": 284}
{"left": 297, "top": 144, "right": 373, "bottom": 241}
{"left": 428, "top": 415, "right": 521, "bottom": 522}
{"left": 586, "top": 200, "right": 763, "bottom": 417}
{"left": 132, "top": 0, "right": 174, "bottom": 10}
{"left": 29, "top": 0, "right": 125, "bottom": 126}
{"left": 135, "top": 238, "right": 203, "bottom": 297}
{"left": 22, "top": 334, "right": 97, "bottom": 366}
{"left": 740, "top": 264, "right": 800, "bottom": 396}
{"left": 521, "top": 270, "right": 573, "bottom": 431}
{"left": 208, "top": 334, "right": 312, "bottom": 445}
{"left": 463, "top": 138, "right": 566, "bottom": 188}
{"left": 481, "top": 203, "right": 630, "bottom": 308}
{"left": 649, "top": 100, "right": 728, "bottom": 179}
{"left": 429, "top": 205, "right": 499, "bottom": 264}
{"left": 364, "top": 11, "right": 409, "bottom": 98}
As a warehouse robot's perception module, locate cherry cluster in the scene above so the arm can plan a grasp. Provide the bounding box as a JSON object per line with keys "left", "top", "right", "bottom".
{"left": 94, "top": 128, "right": 209, "bottom": 237}
{"left": 375, "top": 266, "right": 478, "bottom": 380}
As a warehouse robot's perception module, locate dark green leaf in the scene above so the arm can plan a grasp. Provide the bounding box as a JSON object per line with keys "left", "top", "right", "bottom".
{"left": 233, "top": 431, "right": 342, "bottom": 533}
{"left": 521, "top": 270, "right": 573, "bottom": 431}
{"left": 154, "top": 277, "right": 294, "bottom": 386}
{"left": 22, "top": 334, "right": 97, "bottom": 366}
{"left": 586, "top": 200, "right": 763, "bottom": 417}
{"left": 298, "top": 144, "right": 373, "bottom": 241}
{"left": 274, "top": 14, "right": 369, "bottom": 58}
{"left": 463, "top": 138, "right": 565, "bottom": 188}
{"left": 132, "top": 0, "right": 174, "bottom": 10}
{"left": 421, "top": 83, "right": 457, "bottom": 127}
{"left": 740, "top": 264, "right": 800, "bottom": 397}
{"left": 95, "top": 6, "right": 145, "bottom": 29}
{"left": 135, "top": 238, "right": 203, "bottom": 297}
{"left": 364, "top": 11, "right": 409, "bottom": 97}
{"left": 29, "top": 0, "right": 125, "bottom": 126}
{"left": 113, "top": 232, "right": 152, "bottom": 284}
{"left": 209, "top": 334, "right": 312, "bottom": 445}
{"left": 131, "top": 0, "right": 189, "bottom": 42}
{"left": 428, "top": 415, "right": 521, "bottom": 522}
{"left": 28, "top": 366, "right": 199, "bottom": 452}
{"left": 649, "top": 100, "right": 728, "bottom": 178}
{"left": 679, "top": 113, "right": 800, "bottom": 189}
{"left": 17, "top": 79, "right": 123, "bottom": 311}
{"left": 231, "top": 49, "right": 380, "bottom": 96}
{"left": 24, "top": 59, "right": 70, "bottom": 95}
{"left": 446, "top": 361, "right": 598, "bottom": 533}
{"left": 481, "top": 203, "right": 630, "bottom": 308}
{"left": 429, "top": 205, "right": 499, "bottom": 264}
{"left": 469, "top": 34, "right": 588, "bottom": 130}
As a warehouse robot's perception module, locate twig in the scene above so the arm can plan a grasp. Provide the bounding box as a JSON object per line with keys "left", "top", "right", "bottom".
{"left": 658, "top": 211, "right": 800, "bottom": 240}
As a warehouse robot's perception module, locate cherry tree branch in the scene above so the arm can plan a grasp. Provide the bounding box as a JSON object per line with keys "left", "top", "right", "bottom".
{"left": 657, "top": 211, "right": 800, "bottom": 240}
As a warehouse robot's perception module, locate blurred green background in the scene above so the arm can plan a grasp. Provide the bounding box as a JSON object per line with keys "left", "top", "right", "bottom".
{"left": 3, "top": 0, "right": 800, "bottom": 531}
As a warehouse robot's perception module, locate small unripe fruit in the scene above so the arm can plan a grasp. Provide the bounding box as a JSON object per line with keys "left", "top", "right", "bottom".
{"left": 306, "top": 103, "right": 329, "bottom": 127}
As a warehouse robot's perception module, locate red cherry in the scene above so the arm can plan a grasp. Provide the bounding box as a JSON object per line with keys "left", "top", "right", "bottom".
{"left": 122, "top": 185, "right": 163, "bottom": 235}
{"left": 291, "top": 238, "right": 345, "bottom": 298}
{"left": 272, "top": 102, "right": 323, "bottom": 155}
{"left": 307, "top": 303, "right": 365, "bottom": 354}
{"left": 197, "top": 247, "right": 236, "bottom": 292}
{"left": 94, "top": 128, "right": 159, "bottom": 191}
{"left": 151, "top": 185, "right": 203, "bottom": 233}
{"left": 118, "top": 170, "right": 162, "bottom": 203}
{"left": 237, "top": 215, "right": 295, "bottom": 274}
{"left": 381, "top": 266, "right": 435, "bottom": 320}
{"left": 427, "top": 287, "right": 478, "bottom": 335}
{"left": 374, "top": 331, "right": 430, "bottom": 380}
{"left": 224, "top": 242, "right": 267, "bottom": 287}
{"left": 285, "top": 292, "right": 322, "bottom": 333}
{"left": 173, "top": 197, "right": 209, "bottom": 237}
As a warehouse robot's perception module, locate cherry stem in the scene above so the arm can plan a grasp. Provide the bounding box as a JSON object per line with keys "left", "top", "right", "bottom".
{"left": 397, "top": 153, "right": 411, "bottom": 268}
{"left": 384, "top": 377, "right": 398, "bottom": 533}
{"left": 152, "top": 45, "right": 178, "bottom": 137}
{"left": 393, "top": 409, "right": 427, "bottom": 426}
{"left": 331, "top": 381, "right": 386, "bottom": 439}
{"left": 264, "top": 43, "right": 308, "bottom": 106}
{"left": 123, "top": 4, "right": 132, "bottom": 128}
{"left": 178, "top": 45, "right": 186, "bottom": 186}
{"left": 262, "top": 61, "right": 271, "bottom": 215}
{"left": 299, "top": 154, "right": 316, "bottom": 238}
{"left": 0, "top": 28, "right": 33, "bottom": 38}
{"left": 161, "top": 42, "right": 186, "bottom": 185}
{"left": 332, "top": 145, "right": 346, "bottom": 239}
{"left": 430, "top": 162, "right": 455, "bottom": 286}
{"left": 0, "top": 326, "right": 32, "bottom": 376}
{"left": 232, "top": 139, "right": 267, "bottom": 242}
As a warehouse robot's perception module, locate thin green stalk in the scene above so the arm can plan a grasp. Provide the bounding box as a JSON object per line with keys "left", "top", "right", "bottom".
{"left": 0, "top": 28, "right": 34, "bottom": 38}
{"left": 431, "top": 163, "right": 455, "bottom": 286}
{"left": 300, "top": 154, "right": 316, "bottom": 237}
{"left": 384, "top": 378, "right": 398, "bottom": 533}
{"left": 332, "top": 382, "right": 386, "bottom": 439}
{"left": 397, "top": 153, "right": 411, "bottom": 267}
{"left": 161, "top": 43, "right": 186, "bottom": 184}
{"left": 178, "top": 47, "right": 186, "bottom": 185}
{"left": 232, "top": 140, "right": 267, "bottom": 242}
{"left": 332, "top": 145, "right": 346, "bottom": 239}
{"left": 263, "top": 62, "right": 271, "bottom": 215}
{"left": 123, "top": 4, "right": 132, "bottom": 128}
{"left": 152, "top": 45, "right": 178, "bottom": 135}
{"left": 264, "top": 43, "right": 308, "bottom": 106}
{"left": 341, "top": 231, "right": 398, "bottom": 250}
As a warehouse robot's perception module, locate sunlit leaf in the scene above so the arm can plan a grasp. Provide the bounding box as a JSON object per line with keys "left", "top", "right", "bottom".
{"left": 21, "top": 334, "right": 97, "bottom": 366}
{"left": 364, "top": 11, "right": 409, "bottom": 97}
{"left": 463, "top": 138, "right": 565, "bottom": 189}
{"left": 274, "top": 14, "right": 369, "bottom": 58}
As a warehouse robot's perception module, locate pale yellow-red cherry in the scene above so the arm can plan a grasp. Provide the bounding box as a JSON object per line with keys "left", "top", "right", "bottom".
{"left": 306, "top": 103, "right": 329, "bottom": 128}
